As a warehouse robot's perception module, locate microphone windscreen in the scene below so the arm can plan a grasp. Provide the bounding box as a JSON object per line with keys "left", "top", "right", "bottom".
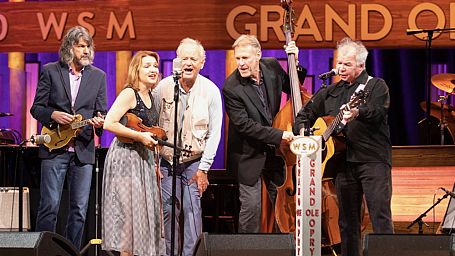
{"left": 172, "top": 58, "right": 182, "bottom": 73}
{"left": 34, "top": 134, "right": 51, "bottom": 144}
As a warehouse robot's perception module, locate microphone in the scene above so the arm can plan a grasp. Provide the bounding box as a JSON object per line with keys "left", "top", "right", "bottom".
{"left": 318, "top": 68, "right": 338, "bottom": 80}
{"left": 30, "top": 134, "right": 51, "bottom": 145}
{"left": 406, "top": 29, "right": 423, "bottom": 35}
{"left": 0, "top": 112, "right": 13, "bottom": 117}
{"left": 172, "top": 58, "right": 182, "bottom": 81}
{"left": 440, "top": 187, "right": 455, "bottom": 199}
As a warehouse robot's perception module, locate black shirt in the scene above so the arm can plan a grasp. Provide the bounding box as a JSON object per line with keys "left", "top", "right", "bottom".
{"left": 127, "top": 87, "right": 159, "bottom": 127}
{"left": 294, "top": 70, "right": 392, "bottom": 166}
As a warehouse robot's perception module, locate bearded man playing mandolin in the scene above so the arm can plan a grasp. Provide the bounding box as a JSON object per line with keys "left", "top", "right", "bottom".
{"left": 30, "top": 26, "right": 107, "bottom": 250}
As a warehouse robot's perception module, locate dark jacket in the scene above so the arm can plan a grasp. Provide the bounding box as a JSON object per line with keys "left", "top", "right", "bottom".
{"left": 294, "top": 70, "right": 392, "bottom": 166}
{"left": 30, "top": 61, "right": 107, "bottom": 164}
{"left": 222, "top": 58, "right": 306, "bottom": 185}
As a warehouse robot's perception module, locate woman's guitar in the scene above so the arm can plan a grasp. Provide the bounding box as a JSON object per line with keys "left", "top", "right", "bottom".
{"left": 40, "top": 114, "right": 96, "bottom": 151}
{"left": 313, "top": 90, "right": 368, "bottom": 177}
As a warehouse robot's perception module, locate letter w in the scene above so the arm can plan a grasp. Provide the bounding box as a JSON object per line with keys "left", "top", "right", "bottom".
{"left": 37, "top": 12, "right": 68, "bottom": 40}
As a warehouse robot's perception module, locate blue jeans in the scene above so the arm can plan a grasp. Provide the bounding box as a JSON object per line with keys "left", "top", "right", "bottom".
{"left": 161, "top": 159, "right": 202, "bottom": 256}
{"left": 35, "top": 152, "right": 93, "bottom": 250}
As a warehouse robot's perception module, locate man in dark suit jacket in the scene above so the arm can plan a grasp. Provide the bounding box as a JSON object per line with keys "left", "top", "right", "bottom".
{"left": 30, "top": 26, "right": 107, "bottom": 249}
{"left": 222, "top": 34, "right": 306, "bottom": 233}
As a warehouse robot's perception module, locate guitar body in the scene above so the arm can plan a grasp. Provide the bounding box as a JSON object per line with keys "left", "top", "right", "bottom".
{"left": 313, "top": 116, "right": 346, "bottom": 178}
{"left": 41, "top": 114, "right": 83, "bottom": 152}
{"left": 314, "top": 115, "right": 370, "bottom": 235}
{"left": 313, "top": 117, "right": 334, "bottom": 178}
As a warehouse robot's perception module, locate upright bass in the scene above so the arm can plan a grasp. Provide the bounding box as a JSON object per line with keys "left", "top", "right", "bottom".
{"left": 272, "top": 3, "right": 344, "bottom": 247}
{"left": 272, "top": 0, "right": 308, "bottom": 233}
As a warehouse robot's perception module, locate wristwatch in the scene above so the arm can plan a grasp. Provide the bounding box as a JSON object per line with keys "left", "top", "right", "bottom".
{"left": 201, "top": 170, "right": 209, "bottom": 174}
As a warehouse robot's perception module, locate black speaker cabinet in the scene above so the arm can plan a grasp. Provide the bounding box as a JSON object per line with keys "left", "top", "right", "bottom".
{"left": 451, "top": 235, "right": 455, "bottom": 256}
{"left": 194, "top": 232, "right": 295, "bottom": 256}
{"left": 363, "top": 233, "right": 453, "bottom": 256}
{"left": 0, "top": 231, "right": 79, "bottom": 256}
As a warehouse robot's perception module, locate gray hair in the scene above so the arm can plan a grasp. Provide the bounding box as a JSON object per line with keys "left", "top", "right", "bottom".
{"left": 337, "top": 37, "right": 368, "bottom": 67}
{"left": 59, "top": 26, "right": 94, "bottom": 64}
{"left": 232, "top": 34, "right": 261, "bottom": 51}
{"left": 176, "top": 38, "right": 206, "bottom": 60}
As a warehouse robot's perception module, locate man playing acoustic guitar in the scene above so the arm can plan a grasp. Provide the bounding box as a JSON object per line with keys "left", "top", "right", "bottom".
{"left": 294, "top": 37, "right": 394, "bottom": 256}
{"left": 30, "top": 26, "right": 107, "bottom": 250}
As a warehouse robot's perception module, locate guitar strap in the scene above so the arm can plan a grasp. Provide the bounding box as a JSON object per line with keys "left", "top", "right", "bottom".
{"left": 353, "top": 75, "right": 373, "bottom": 95}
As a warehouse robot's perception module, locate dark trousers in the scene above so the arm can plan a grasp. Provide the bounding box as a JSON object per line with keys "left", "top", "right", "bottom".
{"left": 335, "top": 162, "right": 394, "bottom": 256}
{"left": 238, "top": 152, "right": 283, "bottom": 233}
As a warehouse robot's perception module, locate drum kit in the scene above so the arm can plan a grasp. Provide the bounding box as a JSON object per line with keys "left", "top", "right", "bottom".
{"left": 420, "top": 73, "right": 455, "bottom": 144}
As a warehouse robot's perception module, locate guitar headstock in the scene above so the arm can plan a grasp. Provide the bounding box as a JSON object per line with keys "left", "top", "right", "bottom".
{"left": 348, "top": 90, "right": 369, "bottom": 108}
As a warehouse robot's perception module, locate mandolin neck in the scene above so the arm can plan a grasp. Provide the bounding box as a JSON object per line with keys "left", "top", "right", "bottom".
{"left": 71, "top": 118, "right": 92, "bottom": 130}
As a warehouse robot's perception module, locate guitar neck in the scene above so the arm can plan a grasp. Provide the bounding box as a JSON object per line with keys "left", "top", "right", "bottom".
{"left": 71, "top": 118, "right": 92, "bottom": 130}
{"left": 322, "top": 89, "right": 367, "bottom": 141}
{"left": 322, "top": 108, "right": 346, "bottom": 141}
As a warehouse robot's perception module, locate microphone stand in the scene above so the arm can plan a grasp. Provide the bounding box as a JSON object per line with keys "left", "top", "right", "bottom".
{"left": 301, "top": 77, "right": 330, "bottom": 136}
{"left": 171, "top": 73, "right": 181, "bottom": 256}
{"left": 424, "top": 30, "right": 434, "bottom": 145}
{"left": 16, "top": 140, "right": 28, "bottom": 232}
{"left": 407, "top": 27, "right": 455, "bottom": 144}
{"left": 15, "top": 136, "right": 41, "bottom": 231}
{"left": 407, "top": 192, "right": 449, "bottom": 234}
{"left": 80, "top": 146, "right": 103, "bottom": 256}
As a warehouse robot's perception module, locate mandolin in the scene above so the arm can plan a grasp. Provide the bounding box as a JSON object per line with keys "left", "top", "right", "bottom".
{"left": 40, "top": 114, "right": 96, "bottom": 152}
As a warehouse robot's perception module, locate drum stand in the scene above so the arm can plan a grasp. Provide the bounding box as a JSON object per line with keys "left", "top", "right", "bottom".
{"left": 437, "top": 95, "right": 449, "bottom": 145}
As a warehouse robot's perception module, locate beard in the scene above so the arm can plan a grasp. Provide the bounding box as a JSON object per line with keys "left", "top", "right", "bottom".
{"left": 75, "top": 55, "right": 91, "bottom": 67}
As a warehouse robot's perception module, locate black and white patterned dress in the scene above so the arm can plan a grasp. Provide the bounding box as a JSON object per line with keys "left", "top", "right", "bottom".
{"left": 102, "top": 88, "right": 165, "bottom": 256}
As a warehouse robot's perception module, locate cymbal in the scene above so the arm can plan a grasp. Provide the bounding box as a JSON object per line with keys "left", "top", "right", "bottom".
{"left": 420, "top": 101, "right": 455, "bottom": 122}
{"left": 0, "top": 112, "right": 13, "bottom": 117}
{"left": 431, "top": 73, "right": 455, "bottom": 94}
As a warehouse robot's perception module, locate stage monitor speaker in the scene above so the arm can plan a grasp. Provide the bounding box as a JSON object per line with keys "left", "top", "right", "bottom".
{"left": 194, "top": 232, "right": 295, "bottom": 256}
{"left": 451, "top": 235, "right": 455, "bottom": 256}
{"left": 0, "top": 231, "right": 79, "bottom": 256}
{"left": 441, "top": 183, "right": 455, "bottom": 234}
{"left": 363, "top": 233, "right": 452, "bottom": 256}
